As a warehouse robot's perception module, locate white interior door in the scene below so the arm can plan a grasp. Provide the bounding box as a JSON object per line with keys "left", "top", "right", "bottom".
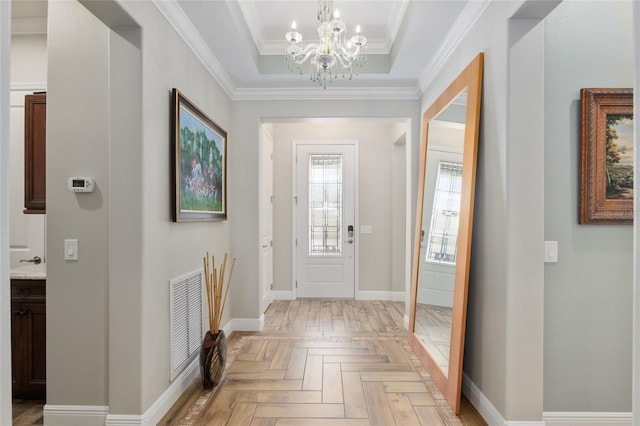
{"left": 295, "top": 143, "right": 355, "bottom": 298}
{"left": 260, "top": 130, "right": 274, "bottom": 313}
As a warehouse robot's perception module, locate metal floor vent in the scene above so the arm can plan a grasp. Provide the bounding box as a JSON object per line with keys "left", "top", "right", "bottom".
{"left": 170, "top": 269, "right": 203, "bottom": 381}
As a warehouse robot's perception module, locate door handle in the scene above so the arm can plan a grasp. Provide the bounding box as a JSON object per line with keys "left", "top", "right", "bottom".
{"left": 346, "top": 239, "right": 354, "bottom": 244}
{"left": 19, "top": 256, "right": 42, "bottom": 264}
{"left": 13, "top": 310, "right": 27, "bottom": 317}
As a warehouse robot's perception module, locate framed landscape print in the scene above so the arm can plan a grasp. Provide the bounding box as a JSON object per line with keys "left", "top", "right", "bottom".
{"left": 579, "top": 88, "right": 633, "bottom": 224}
{"left": 171, "top": 89, "right": 227, "bottom": 222}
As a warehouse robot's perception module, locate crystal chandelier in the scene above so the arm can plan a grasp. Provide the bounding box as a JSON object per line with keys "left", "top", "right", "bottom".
{"left": 285, "top": 0, "right": 367, "bottom": 88}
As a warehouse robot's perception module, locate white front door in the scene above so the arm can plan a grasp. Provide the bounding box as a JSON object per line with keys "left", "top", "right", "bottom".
{"left": 260, "top": 130, "right": 274, "bottom": 313}
{"left": 295, "top": 143, "right": 355, "bottom": 298}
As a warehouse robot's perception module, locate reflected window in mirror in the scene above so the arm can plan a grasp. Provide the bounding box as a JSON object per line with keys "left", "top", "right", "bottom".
{"left": 427, "top": 161, "right": 462, "bottom": 264}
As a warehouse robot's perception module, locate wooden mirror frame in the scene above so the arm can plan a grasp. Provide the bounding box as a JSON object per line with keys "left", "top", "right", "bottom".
{"left": 408, "top": 53, "right": 483, "bottom": 414}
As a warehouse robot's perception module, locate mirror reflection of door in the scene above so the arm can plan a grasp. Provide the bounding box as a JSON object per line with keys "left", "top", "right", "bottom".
{"left": 415, "top": 92, "right": 466, "bottom": 378}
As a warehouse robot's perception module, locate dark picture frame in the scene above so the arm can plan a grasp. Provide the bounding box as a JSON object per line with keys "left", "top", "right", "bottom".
{"left": 579, "top": 88, "right": 633, "bottom": 224}
{"left": 171, "top": 88, "right": 227, "bottom": 222}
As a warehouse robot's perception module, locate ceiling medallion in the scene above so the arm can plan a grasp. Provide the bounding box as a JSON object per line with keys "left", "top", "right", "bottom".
{"left": 285, "top": 0, "right": 367, "bottom": 89}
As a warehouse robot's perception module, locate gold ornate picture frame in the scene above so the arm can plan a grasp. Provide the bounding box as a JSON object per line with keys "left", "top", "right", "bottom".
{"left": 579, "top": 88, "right": 633, "bottom": 224}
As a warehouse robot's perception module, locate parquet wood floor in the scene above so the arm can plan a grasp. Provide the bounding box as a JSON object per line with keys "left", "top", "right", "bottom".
{"left": 160, "top": 299, "right": 487, "bottom": 426}
{"left": 11, "top": 299, "right": 486, "bottom": 425}
{"left": 414, "top": 303, "right": 453, "bottom": 374}
{"left": 11, "top": 399, "right": 44, "bottom": 426}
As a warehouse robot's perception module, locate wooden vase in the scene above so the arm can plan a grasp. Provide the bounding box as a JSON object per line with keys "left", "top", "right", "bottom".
{"left": 199, "top": 330, "right": 227, "bottom": 389}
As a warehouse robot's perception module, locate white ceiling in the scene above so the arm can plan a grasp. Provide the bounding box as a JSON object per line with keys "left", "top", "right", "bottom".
{"left": 11, "top": 0, "right": 491, "bottom": 100}
{"left": 170, "top": 0, "right": 474, "bottom": 98}
{"left": 11, "top": 0, "right": 47, "bottom": 18}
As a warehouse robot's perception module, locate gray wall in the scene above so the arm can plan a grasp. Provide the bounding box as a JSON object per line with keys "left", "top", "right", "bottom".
{"left": 544, "top": 0, "right": 633, "bottom": 412}
{"left": 46, "top": 0, "right": 231, "bottom": 417}
{"left": 271, "top": 121, "right": 407, "bottom": 295}
{"left": 419, "top": 1, "right": 550, "bottom": 420}
{"left": 47, "top": 1, "right": 111, "bottom": 406}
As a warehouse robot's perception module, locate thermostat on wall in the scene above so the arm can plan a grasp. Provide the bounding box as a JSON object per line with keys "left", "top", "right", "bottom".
{"left": 67, "top": 177, "right": 95, "bottom": 193}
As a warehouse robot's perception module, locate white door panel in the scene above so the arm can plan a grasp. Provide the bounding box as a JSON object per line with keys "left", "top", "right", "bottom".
{"left": 295, "top": 143, "right": 355, "bottom": 298}
{"left": 260, "top": 130, "right": 274, "bottom": 312}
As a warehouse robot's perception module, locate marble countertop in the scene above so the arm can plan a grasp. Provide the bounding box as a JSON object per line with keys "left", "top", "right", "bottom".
{"left": 10, "top": 263, "right": 46, "bottom": 280}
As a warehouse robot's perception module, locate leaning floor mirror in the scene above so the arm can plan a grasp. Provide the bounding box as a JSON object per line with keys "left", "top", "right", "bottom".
{"left": 408, "top": 53, "right": 483, "bottom": 414}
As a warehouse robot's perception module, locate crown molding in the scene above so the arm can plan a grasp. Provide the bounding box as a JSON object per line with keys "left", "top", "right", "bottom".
{"left": 152, "top": 0, "right": 237, "bottom": 99}
{"left": 387, "top": 0, "right": 410, "bottom": 49}
{"left": 237, "top": 0, "right": 403, "bottom": 56}
{"left": 417, "top": 0, "right": 492, "bottom": 97}
{"left": 259, "top": 38, "right": 389, "bottom": 57}
{"left": 153, "top": 0, "right": 420, "bottom": 101}
{"left": 236, "top": 0, "right": 264, "bottom": 52}
{"left": 10, "top": 82, "right": 46, "bottom": 92}
{"left": 232, "top": 85, "right": 419, "bottom": 101}
{"left": 11, "top": 17, "right": 47, "bottom": 35}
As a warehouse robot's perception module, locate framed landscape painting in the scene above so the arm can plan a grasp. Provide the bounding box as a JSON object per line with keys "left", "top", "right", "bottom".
{"left": 172, "top": 89, "right": 227, "bottom": 222}
{"left": 579, "top": 88, "right": 633, "bottom": 224}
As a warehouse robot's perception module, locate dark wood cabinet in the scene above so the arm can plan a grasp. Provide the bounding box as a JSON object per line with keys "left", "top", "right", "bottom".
{"left": 11, "top": 279, "right": 46, "bottom": 399}
{"left": 24, "top": 93, "right": 46, "bottom": 214}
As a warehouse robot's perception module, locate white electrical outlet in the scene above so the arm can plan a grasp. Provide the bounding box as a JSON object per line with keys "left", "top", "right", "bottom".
{"left": 544, "top": 241, "right": 558, "bottom": 263}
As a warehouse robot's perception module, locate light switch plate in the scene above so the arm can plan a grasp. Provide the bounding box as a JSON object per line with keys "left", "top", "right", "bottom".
{"left": 64, "top": 239, "right": 78, "bottom": 261}
{"left": 360, "top": 225, "right": 373, "bottom": 234}
{"left": 544, "top": 241, "right": 558, "bottom": 263}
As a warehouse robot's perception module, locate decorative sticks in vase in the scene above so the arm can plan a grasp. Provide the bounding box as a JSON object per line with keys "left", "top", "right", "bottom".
{"left": 203, "top": 252, "right": 236, "bottom": 334}
{"left": 200, "top": 252, "right": 236, "bottom": 389}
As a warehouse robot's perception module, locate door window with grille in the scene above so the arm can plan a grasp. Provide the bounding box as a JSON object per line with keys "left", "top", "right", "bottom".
{"left": 308, "top": 154, "right": 343, "bottom": 256}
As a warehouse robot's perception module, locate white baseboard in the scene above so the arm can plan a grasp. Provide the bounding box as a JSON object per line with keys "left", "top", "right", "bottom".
{"left": 100, "top": 315, "right": 263, "bottom": 426}
{"left": 461, "top": 372, "right": 544, "bottom": 426}
{"left": 357, "top": 291, "right": 405, "bottom": 301}
{"left": 226, "top": 315, "right": 265, "bottom": 332}
{"left": 543, "top": 412, "right": 632, "bottom": 426}
{"left": 391, "top": 291, "right": 405, "bottom": 302}
{"left": 271, "top": 290, "right": 295, "bottom": 300}
{"left": 272, "top": 290, "right": 405, "bottom": 302}
{"left": 462, "top": 372, "right": 507, "bottom": 426}
{"left": 47, "top": 358, "right": 200, "bottom": 426}
{"left": 105, "top": 356, "right": 199, "bottom": 426}
{"left": 103, "top": 316, "right": 262, "bottom": 425}
{"left": 43, "top": 404, "right": 109, "bottom": 426}
{"left": 461, "top": 373, "right": 629, "bottom": 426}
